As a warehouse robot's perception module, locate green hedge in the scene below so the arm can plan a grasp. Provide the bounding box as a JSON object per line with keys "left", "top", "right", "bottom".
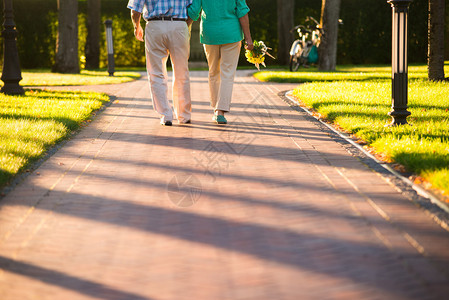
{"left": 0, "top": 0, "right": 444, "bottom": 69}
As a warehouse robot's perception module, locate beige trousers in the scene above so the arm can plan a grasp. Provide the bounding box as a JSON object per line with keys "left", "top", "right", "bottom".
{"left": 145, "top": 20, "right": 191, "bottom": 122}
{"left": 204, "top": 41, "right": 242, "bottom": 112}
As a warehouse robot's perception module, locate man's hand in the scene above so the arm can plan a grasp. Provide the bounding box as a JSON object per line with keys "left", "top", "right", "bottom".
{"left": 186, "top": 17, "right": 193, "bottom": 27}
{"left": 134, "top": 24, "right": 144, "bottom": 42}
{"left": 131, "top": 10, "right": 144, "bottom": 42}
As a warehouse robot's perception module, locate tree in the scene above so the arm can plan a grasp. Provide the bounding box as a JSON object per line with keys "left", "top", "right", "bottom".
{"left": 277, "top": 0, "right": 295, "bottom": 65}
{"left": 52, "top": 0, "right": 79, "bottom": 73}
{"left": 318, "top": 0, "right": 341, "bottom": 71}
{"left": 85, "top": 0, "right": 101, "bottom": 69}
{"left": 428, "top": 0, "right": 445, "bottom": 81}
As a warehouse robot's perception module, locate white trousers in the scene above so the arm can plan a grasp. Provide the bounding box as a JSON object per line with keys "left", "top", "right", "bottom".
{"left": 145, "top": 20, "right": 191, "bottom": 122}
{"left": 204, "top": 41, "right": 242, "bottom": 112}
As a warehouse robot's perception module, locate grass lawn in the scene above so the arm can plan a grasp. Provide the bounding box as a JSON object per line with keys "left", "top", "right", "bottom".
{"left": 256, "top": 64, "right": 449, "bottom": 198}
{"left": 0, "top": 89, "right": 109, "bottom": 188}
{"left": 17, "top": 69, "right": 141, "bottom": 87}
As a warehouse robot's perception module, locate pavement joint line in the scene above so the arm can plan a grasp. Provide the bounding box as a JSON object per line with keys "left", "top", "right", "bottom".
{"left": 370, "top": 225, "right": 393, "bottom": 249}
{"left": 334, "top": 167, "right": 391, "bottom": 221}
{"left": 13, "top": 210, "right": 49, "bottom": 260}
{"left": 403, "top": 233, "right": 426, "bottom": 255}
{"left": 334, "top": 166, "right": 429, "bottom": 258}
{"left": 297, "top": 147, "right": 401, "bottom": 256}
{"left": 297, "top": 143, "right": 399, "bottom": 255}
{"left": 284, "top": 90, "right": 449, "bottom": 224}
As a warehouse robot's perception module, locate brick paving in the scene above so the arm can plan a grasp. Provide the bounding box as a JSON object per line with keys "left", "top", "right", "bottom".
{"left": 0, "top": 70, "right": 449, "bottom": 300}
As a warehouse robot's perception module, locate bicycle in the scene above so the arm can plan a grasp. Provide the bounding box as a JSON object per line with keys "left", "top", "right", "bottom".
{"left": 289, "top": 16, "right": 321, "bottom": 72}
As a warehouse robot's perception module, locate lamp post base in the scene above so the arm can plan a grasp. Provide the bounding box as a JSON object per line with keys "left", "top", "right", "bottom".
{"left": 387, "top": 110, "right": 411, "bottom": 126}
{"left": 1, "top": 80, "right": 24, "bottom": 95}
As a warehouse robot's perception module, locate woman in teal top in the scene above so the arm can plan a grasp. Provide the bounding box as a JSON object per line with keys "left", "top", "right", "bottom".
{"left": 188, "top": 0, "right": 253, "bottom": 124}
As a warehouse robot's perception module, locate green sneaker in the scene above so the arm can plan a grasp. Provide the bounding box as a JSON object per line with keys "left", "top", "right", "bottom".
{"left": 213, "top": 114, "right": 227, "bottom": 124}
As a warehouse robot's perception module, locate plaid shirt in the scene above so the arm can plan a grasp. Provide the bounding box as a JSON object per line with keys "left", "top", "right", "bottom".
{"left": 127, "top": 0, "right": 192, "bottom": 20}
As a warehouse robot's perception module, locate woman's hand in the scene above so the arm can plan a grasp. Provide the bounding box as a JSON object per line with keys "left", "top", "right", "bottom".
{"left": 245, "top": 41, "right": 254, "bottom": 51}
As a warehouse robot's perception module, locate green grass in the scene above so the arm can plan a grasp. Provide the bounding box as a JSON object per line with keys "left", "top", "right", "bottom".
{"left": 258, "top": 64, "right": 449, "bottom": 196}
{"left": 16, "top": 69, "right": 141, "bottom": 87}
{"left": 0, "top": 89, "right": 109, "bottom": 187}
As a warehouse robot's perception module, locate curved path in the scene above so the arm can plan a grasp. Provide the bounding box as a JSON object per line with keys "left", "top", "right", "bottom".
{"left": 0, "top": 71, "right": 448, "bottom": 299}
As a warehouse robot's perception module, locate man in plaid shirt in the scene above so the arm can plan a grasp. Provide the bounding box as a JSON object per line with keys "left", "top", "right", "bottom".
{"left": 128, "top": 0, "right": 193, "bottom": 126}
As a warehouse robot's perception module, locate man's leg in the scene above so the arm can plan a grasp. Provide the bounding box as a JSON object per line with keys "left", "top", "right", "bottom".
{"left": 216, "top": 41, "right": 241, "bottom": 113}
{"left": 145, "top": 21, "right": 173, "bottom": 122}
{"left": 167, "top": 21, "right": 191, "bottom": 123}
{"left": 203, "top": 44, "right": 221, "bottom": 111}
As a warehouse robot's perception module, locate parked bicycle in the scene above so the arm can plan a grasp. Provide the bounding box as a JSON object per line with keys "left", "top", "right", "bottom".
{"left": 289, "top": 16, "right": 321, "bottom": 72}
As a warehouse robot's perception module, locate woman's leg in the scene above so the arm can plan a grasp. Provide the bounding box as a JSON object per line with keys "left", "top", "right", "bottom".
{"left": 216, "top": 41, "right": 242, "bottom": 113}
{"left": 203, "top": 44, "right": 221, "bottom": 110}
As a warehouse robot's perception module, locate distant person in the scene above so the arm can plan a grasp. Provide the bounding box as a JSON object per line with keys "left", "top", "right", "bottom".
{"left": 188, "top": 0, "right": 253, "bottom": 124}
{"left": 127, "top": 0, "right": 193, "bottom": 126}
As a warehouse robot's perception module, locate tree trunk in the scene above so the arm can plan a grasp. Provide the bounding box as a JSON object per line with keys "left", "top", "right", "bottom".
{"left": 85, "top": 0, "right": 101, "bottom": 69}
{"left": 53, "top": 0, "right": 79, "bottom": 73}
{"left": 428, "top": 0, "right": 445, "bottom": 81}
{"left": 277, "top": 0, "right": 295, "bottom": 65}
{"left": 318, "top": 0, "right": 341, "bottom": 71}
{"left": 444, "top": 1, "right": 449, "bottom": 60}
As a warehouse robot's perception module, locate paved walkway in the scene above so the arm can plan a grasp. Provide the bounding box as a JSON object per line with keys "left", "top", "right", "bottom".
{"left": 0, "top": 71, "right": 449, "bottom": 300}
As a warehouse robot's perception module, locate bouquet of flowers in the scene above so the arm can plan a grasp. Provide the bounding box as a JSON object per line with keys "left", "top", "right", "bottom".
{"left": 245, "top": 40, "right": 275, "bottom": 70}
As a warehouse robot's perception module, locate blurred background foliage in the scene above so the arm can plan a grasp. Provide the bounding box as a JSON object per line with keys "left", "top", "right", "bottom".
{"left": 0, "top": 0, "right": 444, "bottom": 69}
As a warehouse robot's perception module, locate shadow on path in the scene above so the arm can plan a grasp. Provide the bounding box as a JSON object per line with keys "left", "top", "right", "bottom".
{"left": 0, "top": 256, "right": 151, "bottom": 300}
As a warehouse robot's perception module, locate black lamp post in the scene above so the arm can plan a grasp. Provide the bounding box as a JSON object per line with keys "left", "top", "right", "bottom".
{"left": 104, "top": 20, "right": 115, "bottom": 76}
{"left": 1, "top": 0, "right": 24, "bottom": 95}
{"left": 387, "top": 0, "right": 412, "bottom": 126}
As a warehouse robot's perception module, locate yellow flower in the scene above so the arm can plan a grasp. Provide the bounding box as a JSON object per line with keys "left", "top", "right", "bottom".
{"left": 245, "top": 40, "right": 273, "bottom": 70}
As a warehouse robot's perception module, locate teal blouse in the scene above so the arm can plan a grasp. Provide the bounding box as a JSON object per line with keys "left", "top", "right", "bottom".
{"left": 188, "top": 0, "right": 250, "bottom": 45}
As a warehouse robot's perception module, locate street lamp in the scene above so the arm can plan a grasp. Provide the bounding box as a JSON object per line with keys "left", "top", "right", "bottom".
{"left": 1, "top": 0, "right": 24, "bottom": 95}
{"left": 387, "top": 0, "right": 412, "bottom": 126}
{"left": 104, "top": 20, "right": 115, "bottom": 76}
